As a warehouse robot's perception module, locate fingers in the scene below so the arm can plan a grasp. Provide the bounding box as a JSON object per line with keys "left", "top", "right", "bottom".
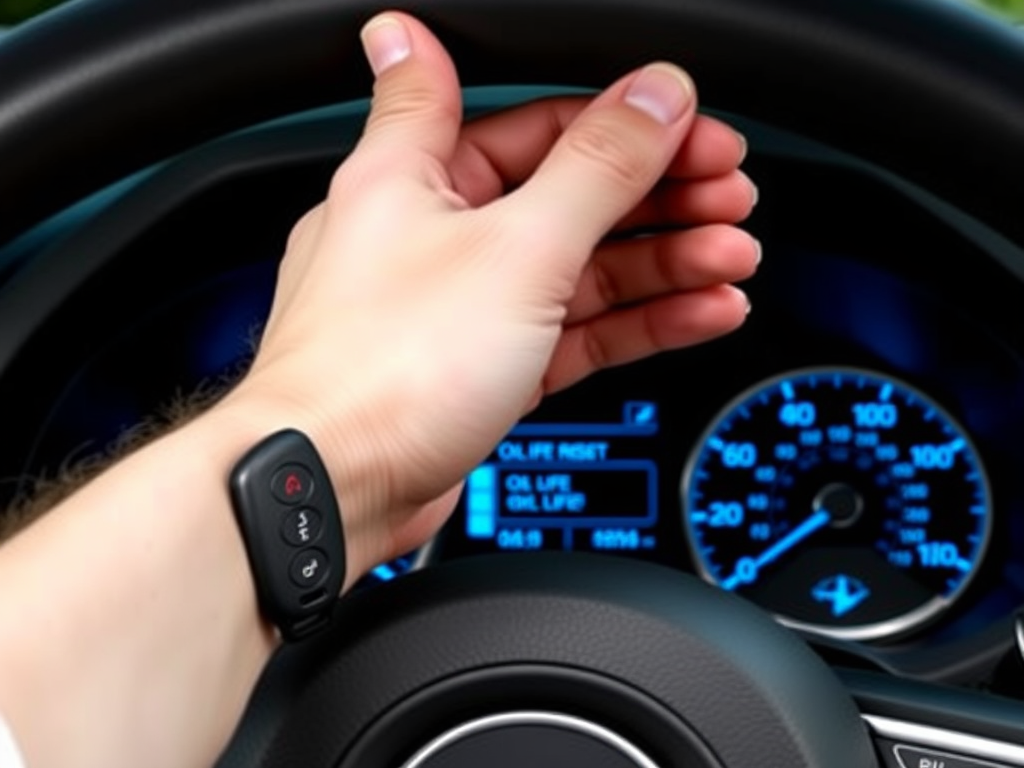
{"left": 565, "top": 225, "right": 760, "bottom": 323}
{"left": 498, "top": 63, "right": 699, "bottom": 260}
{"left": 614, "top": 170, "right": 758, "bottom": 232}
{"left": 543, "top": 285, "right": 750, "bottom": 394}
{"left": 448, "top": 99, "right": 745, "bottom": 206}
{"left": 346, "top": 12, "right": 464, "bottom": 189}
{"left": 668, "top": 115, "right": 747, "bottom": 179}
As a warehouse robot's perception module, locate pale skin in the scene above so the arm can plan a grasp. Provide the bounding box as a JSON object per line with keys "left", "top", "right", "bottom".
{"left": 0, "top": 11, "right": 757, "bottom": 768}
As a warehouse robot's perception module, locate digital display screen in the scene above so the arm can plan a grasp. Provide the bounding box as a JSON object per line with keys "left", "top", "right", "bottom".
{"left": 443, "top": 401, "right": 665, "bottom": 556}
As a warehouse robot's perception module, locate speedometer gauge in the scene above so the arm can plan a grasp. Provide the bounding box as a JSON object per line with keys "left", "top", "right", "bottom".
{"left": 682, "top": 368, "right": 991, "bottom": 641}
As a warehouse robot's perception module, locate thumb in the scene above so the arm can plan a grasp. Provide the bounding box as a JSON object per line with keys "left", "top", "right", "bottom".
{"left": 503, "top": 63, "right": 697, "bottom": 268}
{"left": 356, "top": 12, "right": 464, "bottom": 177}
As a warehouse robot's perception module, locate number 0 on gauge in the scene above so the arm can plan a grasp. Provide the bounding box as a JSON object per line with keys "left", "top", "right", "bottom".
{"left": 682, "top": 367, "right": 992, "bottom": 641}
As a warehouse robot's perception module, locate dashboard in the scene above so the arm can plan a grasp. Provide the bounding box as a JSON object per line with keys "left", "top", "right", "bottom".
{"left": 3, "top": 88, "right": 1024, "bottom": 692}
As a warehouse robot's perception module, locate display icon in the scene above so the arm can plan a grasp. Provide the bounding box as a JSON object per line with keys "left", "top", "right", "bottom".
{"left": 811, "top": 574, "right": 871, "bottom": 617}
{"left": 624, "top": 401, "right": 658, "bottom": 428}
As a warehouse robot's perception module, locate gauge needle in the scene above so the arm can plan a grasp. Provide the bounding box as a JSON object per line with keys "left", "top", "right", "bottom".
{"left": 722, "top": 509, "right": 831, "bottom": 590}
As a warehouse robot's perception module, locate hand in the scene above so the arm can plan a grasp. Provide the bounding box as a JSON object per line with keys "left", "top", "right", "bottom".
{"left": 223, "top": 11, "right": 759, "bottom": 582}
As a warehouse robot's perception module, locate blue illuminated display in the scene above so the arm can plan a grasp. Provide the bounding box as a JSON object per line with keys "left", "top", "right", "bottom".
{"left": 461, "top": 403, "right": 661, "bottom": 555}
{"left": 475, "top": 460, "right": 657, "bottom": 527}
{"left": 683, "top": 367, "right": 992, "bottom": 642}
{"left": 466, "top": 466, "right": 498, "bottom": 539}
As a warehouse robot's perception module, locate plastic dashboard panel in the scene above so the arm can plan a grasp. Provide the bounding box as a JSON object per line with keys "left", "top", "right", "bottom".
{"left": 3, "top": 89, "right": 1024, "bottom": 690}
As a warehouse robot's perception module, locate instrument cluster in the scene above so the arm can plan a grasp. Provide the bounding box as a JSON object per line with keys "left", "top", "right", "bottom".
{"left": 5, "top": 99, "right": 1024, "bottom": 686}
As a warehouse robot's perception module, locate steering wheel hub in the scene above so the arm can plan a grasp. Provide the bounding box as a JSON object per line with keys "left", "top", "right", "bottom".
{"left": 228, "top": 554, "right": 876, "bottom": 768}
{"left": 401, "top": 712, "right": 661, "bottom": 768}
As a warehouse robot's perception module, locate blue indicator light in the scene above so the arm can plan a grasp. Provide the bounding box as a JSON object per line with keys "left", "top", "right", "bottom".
{"left": 708, "top": 436, "right": 724, "bottom": 451}
{"left": 371, "top": 563, "right": 397, "bottom": 582}
{"left": 955, "top": 558, "right": 972, "bottom": 573}
{"left": 690, "top": 512, "right": 708, "bottom": 523}
{"left": 879, "top": 383, "right": 893, "bottom": 401}
{"left": 811, "top": 575, "right": 871, "bottom": 617}
{"left": 781, "top": 381, "right": 795, "bottom": 400}
{"left": 467, "top": 465, "right": 498, "bottom": 539}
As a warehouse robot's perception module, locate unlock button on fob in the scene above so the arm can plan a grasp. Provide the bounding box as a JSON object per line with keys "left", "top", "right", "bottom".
{"left": 289, "top": 549, "right": 329, "bottom": 589}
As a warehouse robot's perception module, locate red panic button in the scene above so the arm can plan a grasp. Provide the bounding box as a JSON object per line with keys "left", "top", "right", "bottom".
{"left": 270, "top": 464, "right": 314, "bottom": 505}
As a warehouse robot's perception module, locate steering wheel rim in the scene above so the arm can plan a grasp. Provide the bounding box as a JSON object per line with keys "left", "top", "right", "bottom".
{"left": 220, "top": 553, "right": 877, "bottom": 768}
{"left": 1, "top": 0, "right": 1024, "bottom": 247}
{"left": 3, "top": 1, "right": 1024, "bottom": 766}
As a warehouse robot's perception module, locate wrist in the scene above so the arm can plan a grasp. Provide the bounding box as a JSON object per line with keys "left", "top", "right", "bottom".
{"left": 210, "top": 379, "right": 401, "bottom": 591}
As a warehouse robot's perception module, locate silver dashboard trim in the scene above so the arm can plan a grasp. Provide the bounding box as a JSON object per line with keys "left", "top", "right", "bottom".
{"left": 862, "top": 714, "right": 1024, "bottom": 766}
{"left": 401, "top": 711, "right": 661, "bottom": 768}
{"left": 1014, "top": 613, "right": 1024, "bottom": 665}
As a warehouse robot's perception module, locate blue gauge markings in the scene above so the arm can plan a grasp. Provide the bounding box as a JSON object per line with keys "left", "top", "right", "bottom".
{"left": 683, "top": 367, "right": 992, "bottom": 641}
{"left": 721, "top": 509, "right": 831, "bottom": 590}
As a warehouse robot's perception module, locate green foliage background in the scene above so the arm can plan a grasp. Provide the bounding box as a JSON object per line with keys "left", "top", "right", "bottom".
{"left": 1, "top": 0, "right": 1023, "bottom": 29}
{"left": 979, "top": 0, "right": 1024, "bottom": 18}
{"left": 0, "top": 0, "right": 62, "bottom": 25}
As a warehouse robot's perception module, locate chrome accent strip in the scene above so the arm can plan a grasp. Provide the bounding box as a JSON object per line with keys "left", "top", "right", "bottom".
{"left": 862, "top": 714, "right": 1024, "bottom": 766}
{"left": 1014, "top": 613, "right": 1024, "bottom": 665}
{"left": 401, "top": 711, "right": 661, "bottom": 768}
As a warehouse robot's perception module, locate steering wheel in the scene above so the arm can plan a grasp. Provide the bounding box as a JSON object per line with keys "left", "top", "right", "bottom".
{"left": 3, "top": 1, "right": 1024, "bottom": 767}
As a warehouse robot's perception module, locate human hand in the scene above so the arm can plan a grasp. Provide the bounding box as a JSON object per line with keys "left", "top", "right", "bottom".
{"left": 223, "top": 11, "right": 758, "bottom": 584}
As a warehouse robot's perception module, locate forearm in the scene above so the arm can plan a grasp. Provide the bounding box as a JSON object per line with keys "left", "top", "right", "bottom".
{"left": 1, "top": 378, "right": 240, "bottom": 542}
{"left": 0, "top": 402, "right": 296, "bottom": 768}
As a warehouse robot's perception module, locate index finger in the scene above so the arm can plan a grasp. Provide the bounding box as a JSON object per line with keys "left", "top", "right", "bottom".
{"left": 448, "top": 96, "right": 746, "bottom": 207}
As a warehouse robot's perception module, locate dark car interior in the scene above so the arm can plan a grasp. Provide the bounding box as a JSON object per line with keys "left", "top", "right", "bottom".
{"left": 1, "top": 0, "right": 1024, "bottom": 766}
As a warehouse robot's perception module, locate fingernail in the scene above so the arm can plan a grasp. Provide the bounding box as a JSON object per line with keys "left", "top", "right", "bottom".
{"left": 729, "top": 285, "right": 751, "bottom": 315}
{"left": 360, "top": 14, "right": 411, "bottom": 76}
{"left": 746, "top": 175, "right": 760, "bottom": 207}
{"left": 735, "top": 131, "right": 749, "bottom": 163}
{"left": 752, "top": 237, "right": 762, "bottom": 266}
{"left": 624, "top": 63, "right": 694, "bottom": 125}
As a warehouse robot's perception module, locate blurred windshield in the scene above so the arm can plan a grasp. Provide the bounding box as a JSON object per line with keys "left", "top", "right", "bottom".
{"left": 2, "top": 0, "right": 1024, "bottom": 26}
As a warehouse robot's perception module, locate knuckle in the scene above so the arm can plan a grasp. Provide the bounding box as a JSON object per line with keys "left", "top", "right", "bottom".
{"left": 366, "top": 78, "right": 458, "bottom": 134}
{"left": 564, "top": 119, "right": 653, "bottom": 189}
{"left": 285, "top": 205, "right": 323, "bottom": 252}
{"left": 583, "top": 324, "right": 612, "bottom": 370}
{"left": 592, "top": 258, "right": 620, "bottom": 309}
